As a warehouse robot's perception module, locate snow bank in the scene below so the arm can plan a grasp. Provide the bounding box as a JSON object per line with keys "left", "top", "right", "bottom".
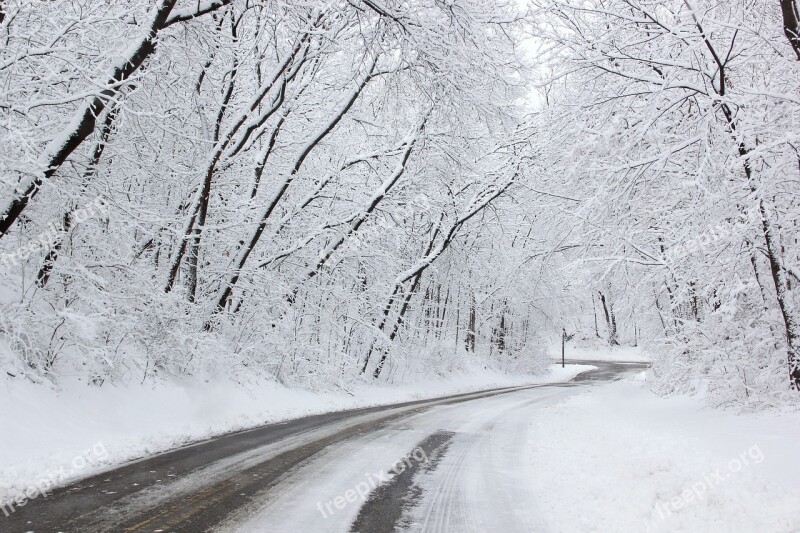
{"left": 550, "top": 341, "right": 651, "bottom": 362}
{"left": 0, "top": 364, "right": 591, "bottom": 504}
{"left": 525, "top": 378, "right": 800, "bottom": 531}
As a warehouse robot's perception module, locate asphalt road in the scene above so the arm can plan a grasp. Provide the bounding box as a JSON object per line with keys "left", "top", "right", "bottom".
{"left": 3, "top": 360, "right": 647, "bottom": 532}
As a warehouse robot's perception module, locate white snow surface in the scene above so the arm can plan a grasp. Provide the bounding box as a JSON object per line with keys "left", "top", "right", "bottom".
{"left": 554, "top": 340, "right": 651, "bottom": 362}
{"left": 523, "top": 378, "right": 800, "bottom": 532}
{"left": 0, "top": 364, "right": 590, "bottom": 504}
{"left": 216, "top": 385, "right": 580, "bottom": 532}
{"left": 224, "top": 371, "right": 800, "bottom": 532}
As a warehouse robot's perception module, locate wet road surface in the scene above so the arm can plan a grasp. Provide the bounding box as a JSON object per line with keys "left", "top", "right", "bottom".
{"left": 4, "top": 360, "right": 647, "bottom": 532}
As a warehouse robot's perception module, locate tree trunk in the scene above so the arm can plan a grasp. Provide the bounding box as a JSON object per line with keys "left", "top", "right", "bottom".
{"left": 166, "top": 34, "right": 305, "bottom": 295}
{"left": 373, "top": 272, "right": 424, "bottom": 379}
{"left": 466, "top": 293, "right": 477, "bottom": 352}
{"left": 361, "top": 212, "right": 443, "bottom": 374}
{"left": 36, "top": 106, "right": 119, "bottom": 287}
{"left": 598, "top": 291, "right": 619, "bottom": 345}
{"left": 781, "top": 0, "right": 800, "bottom": 59}
{"left": 691, "top": 4, "right": 800, "bottom": 389}
{"left": 208, "top": 60, "right": 379, "bottom": 322}
{"left": 0, "top": 0, "right": 185, "bottom": 238}
{"left": 496, "top": 309, "right": 506, "bottom": 353}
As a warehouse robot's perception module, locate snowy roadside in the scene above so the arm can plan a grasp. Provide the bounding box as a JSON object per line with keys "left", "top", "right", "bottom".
{"left": 0, "top": 364, "right": 592, "bottom": 505}
{"left": 554, "top": 340, "right": 652, "bottom": 363}
{"left": 524, "top": 374, "right": 800, "bottom": 532}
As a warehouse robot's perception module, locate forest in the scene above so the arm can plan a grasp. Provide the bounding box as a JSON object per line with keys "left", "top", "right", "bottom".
{"left": 1, "top": 0, "right": 798, "bottom": 409}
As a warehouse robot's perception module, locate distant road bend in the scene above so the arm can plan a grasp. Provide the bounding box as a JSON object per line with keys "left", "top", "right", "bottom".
{"left": 5, "top": 360, "right": 648, "bottom": 533}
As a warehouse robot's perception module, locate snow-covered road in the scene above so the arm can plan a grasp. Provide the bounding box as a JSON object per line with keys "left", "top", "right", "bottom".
{"left": 0, "top": 364, "right": 602, "bottom": 532}
{"left": 7, "top": 359, "right": 798, "bottom": 533}
{"left": 217, "top": 384, "right": 578, "bottom": 532}
{"left": 0, "top": 362, "right": 613, "bottom": 532}
{"left": 219, "top": 358, "right": 800, "bottom": 533}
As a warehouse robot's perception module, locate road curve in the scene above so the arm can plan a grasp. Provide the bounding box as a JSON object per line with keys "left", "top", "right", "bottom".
{"left": 3, "top": 360, "right": 647, "bottom": 532}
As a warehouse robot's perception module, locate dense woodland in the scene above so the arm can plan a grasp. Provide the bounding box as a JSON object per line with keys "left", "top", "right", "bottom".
{"left": 0, "top": 0, "right": 798, "bottom": 408}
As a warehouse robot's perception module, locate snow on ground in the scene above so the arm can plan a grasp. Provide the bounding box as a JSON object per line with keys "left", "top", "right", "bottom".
{"left": 226, "top": 369, "right": 800, "bottom": 533}
{"left": 219, "top": 385, "right": 580, "bottom": 533}
{"left": 0, "top": 363, "right": 591, "bottom": 505}
{"left": 525, "top": 378, "right": 800, "bottom": 532}
{"left": 551, "top": 338, "right": 651, "bottom": 362}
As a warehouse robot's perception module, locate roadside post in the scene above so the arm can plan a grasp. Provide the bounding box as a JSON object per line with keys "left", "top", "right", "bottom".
{"left": 561, "top": 327, "right": 566, "bottom": 368}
